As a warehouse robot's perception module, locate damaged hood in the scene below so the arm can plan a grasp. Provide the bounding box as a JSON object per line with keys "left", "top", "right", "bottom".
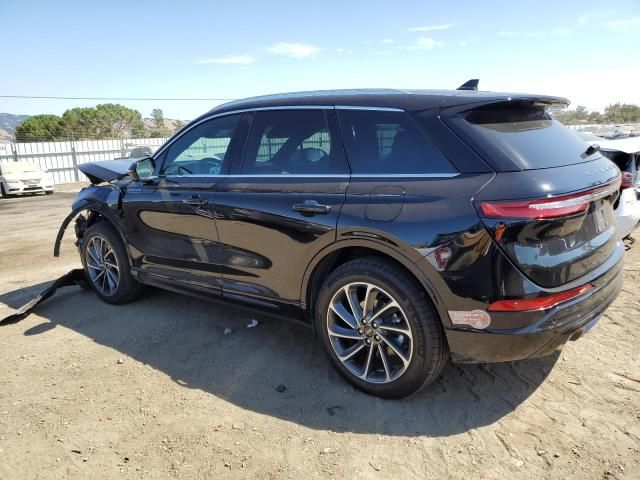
{"left": 78, "top": 159, "right": 134, "bottom": 184}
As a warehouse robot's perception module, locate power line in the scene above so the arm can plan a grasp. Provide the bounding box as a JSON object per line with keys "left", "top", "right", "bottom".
{"left": 0, "top": 95, "right": 237, "bottom": 101}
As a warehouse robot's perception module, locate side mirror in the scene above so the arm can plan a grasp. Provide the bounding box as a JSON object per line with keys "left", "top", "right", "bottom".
{"left": 128, "top": 157, "right": 155, "bottom": 182}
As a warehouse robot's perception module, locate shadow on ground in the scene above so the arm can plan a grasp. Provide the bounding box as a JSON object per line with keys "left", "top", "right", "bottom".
{"left": 0, "top": 282, "right": 558, "bottom": 437}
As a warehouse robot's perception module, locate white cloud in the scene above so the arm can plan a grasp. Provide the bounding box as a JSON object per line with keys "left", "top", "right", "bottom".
{"left": 382, "top": 38, "right": 394, "bottom": 44}
{"left": 411, "top": 37, "right": 445, "bottom": 50}
{"left": 195, "top": 55, "right": 255, "bottom": 65}
{"left": 603, "top": 16, "right": 640, "bottom": 32}
{"left": 578, "top": 10, "right": 616, "bottom": 26}
{"left": 408, "top": 23, "right": 455, "bottom": 32}
{"left": 335, "top": 48, "right": 354, "bottom": 54}
{"left": 268, "top": 42, "right": 321, "bottom": 58}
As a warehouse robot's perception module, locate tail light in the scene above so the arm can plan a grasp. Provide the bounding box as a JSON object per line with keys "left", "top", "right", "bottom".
{"left": 621, "top": 171, "right": 635, "bottom": 189}
{"left": 488, "top": 283, "right": 593, "bottom": 312}
{"left": 478, "top": 177, "right": 621, "bottom": 220}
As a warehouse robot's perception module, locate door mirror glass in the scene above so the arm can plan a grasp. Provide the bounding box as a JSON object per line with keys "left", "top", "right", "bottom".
{"left": 129, "top": 157, "right": 155, "bottom": 182}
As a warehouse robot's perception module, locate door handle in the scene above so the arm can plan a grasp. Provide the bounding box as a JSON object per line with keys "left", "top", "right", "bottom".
{"left": 292, "top": 200, "right": 331, "bottom": 215}
{"left": 182, "top": 196, "right": 208, "bottom": 206}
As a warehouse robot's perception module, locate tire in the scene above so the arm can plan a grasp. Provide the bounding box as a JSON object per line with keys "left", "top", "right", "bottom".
{"left": 81, "top": 222, "right": 143, "bottom": 305}
{"left": 45, "top": 190, "right": 53, "bottom": 195}
{"left": 0, "top": 183, "right": 10, "bottom": 198}
{"left": 314, "top": 256, "right": 448, "bottom": 398}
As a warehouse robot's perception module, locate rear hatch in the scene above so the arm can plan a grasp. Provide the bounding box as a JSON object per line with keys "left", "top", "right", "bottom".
{"left": 440, "top": 99, "right": 621, "bottom": 288}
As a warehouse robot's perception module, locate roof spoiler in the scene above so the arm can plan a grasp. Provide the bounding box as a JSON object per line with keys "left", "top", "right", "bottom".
{"left": 457, "top": 79, "right": 479, "bottom": 91}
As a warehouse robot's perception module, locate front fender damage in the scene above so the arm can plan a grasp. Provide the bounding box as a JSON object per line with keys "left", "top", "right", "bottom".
{"left": 53, "top": 207, "right": 90, "bottom": 257}
{"left": 2, "top": 186, "right": 126, "bottom": 324}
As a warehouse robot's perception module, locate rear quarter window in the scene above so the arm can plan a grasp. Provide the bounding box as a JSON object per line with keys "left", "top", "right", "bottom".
{"left": 337, "top": 109, "right": 456, "bottom": 175}
{"left": 444, "top": 102, "right": 596, "bottom": 171}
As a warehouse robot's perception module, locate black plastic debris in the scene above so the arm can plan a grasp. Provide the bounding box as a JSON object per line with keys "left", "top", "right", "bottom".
{"left": 0, "top": 269, "right": 86, "bottom": 325}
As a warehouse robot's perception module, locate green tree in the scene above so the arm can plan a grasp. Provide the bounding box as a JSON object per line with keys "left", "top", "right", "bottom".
{"left": 172, "top": 119, "right": 185, "bottom": 133}
{"left": 14, "top": 114, "right": 62, "bottom": 142}
{"left": 57, "top": 104, "right": 146, "bottom": 140}
{"left": 95, "top": 104, "right": 146, "bottom": 137}
{"left": 173, "top": 120, "right": 184, "bottom": 133}
{"left": 149, "top": 108, "right": 170, "bottom": 137}
{"left": 604, "top": 103, "right": 640, "bottom": 124}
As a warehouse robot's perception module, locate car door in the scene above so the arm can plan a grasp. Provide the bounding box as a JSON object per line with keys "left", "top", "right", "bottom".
{"left": 122, "top": 113, "right": 250, "bottom": 293}
{"left": 213, "top": 108, "right": 350, "bottom": 313}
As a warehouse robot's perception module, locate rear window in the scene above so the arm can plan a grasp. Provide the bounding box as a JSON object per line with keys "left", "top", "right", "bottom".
{"left": 337, "top": 109, "right": 456, "bottom": 175}
{"left": 446, "top": 103, "right": 595, "bottom": 171}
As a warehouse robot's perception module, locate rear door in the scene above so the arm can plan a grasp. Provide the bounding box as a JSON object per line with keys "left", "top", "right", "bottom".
{"left": 122, "top": 113, "right": 249, "bottom": 292}
{"left": 213, "top": 108, "right": 350, "bottom": 310}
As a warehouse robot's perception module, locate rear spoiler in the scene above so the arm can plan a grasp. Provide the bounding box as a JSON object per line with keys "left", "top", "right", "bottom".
{"left": 457, "top": 79, "right": 479, "bottom": 91}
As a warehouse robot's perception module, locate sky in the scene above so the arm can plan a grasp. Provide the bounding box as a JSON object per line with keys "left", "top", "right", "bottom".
{"left": 1, "top": 0, "right": 639, "bottom": 120}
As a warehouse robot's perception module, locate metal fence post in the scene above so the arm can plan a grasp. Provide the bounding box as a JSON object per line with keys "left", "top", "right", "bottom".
{"left": 71, "top": 143, "right": 79, "bottom": 181}
{"left": 11, "top": 141, "right": 18, "bottom": 162}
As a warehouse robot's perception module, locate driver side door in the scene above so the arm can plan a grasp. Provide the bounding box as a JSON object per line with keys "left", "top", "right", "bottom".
{"left": 122, "top": 113, "right": 251, "bottom": 294}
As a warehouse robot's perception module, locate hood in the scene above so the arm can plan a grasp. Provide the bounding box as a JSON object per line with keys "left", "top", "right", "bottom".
{"left": 78, "top": 159, "right": 133, "bottom": 184}
{"left": 2, "top": 171, "right": 43, "bottom": 181}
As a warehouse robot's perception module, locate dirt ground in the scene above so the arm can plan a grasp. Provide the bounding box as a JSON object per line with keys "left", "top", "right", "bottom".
{"left": 0, "top": 186, "right": 639, "bottom": 480}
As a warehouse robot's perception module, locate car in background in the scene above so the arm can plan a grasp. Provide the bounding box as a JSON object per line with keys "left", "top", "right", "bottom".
{"left": 0, "top": 161, "right": 54, "bottom": 197}
{"left": 587, "top": 138, "right": 640, "bottom": 239}
{"left": 116, "top": 144, "right": 154, "bottom": 160}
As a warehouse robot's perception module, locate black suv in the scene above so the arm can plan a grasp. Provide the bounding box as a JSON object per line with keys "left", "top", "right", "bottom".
{"left": 57, "top": 86, "right": 624, "bottom": 398}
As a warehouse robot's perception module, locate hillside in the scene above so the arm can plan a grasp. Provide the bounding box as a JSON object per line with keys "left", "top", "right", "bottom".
{"left": 0, "top": 113, "right": 30, "bottom": 143}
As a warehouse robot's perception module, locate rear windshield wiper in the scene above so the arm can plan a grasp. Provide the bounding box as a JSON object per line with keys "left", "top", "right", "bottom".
{"left": 582, "top": 144, "right": 600, "bottom": 158}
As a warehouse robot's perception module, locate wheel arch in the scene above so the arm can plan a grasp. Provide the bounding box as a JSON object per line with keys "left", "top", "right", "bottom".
{"left": 301, "top": 240, "right": 447, "bottom": 329}
{"left": 53, "top": 202, "right": 132, "bottom": 266}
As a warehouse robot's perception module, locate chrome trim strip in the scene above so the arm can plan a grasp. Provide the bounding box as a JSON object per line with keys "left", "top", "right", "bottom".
{"left": 225, "top": 174, "right": 350, "bottom": 179}
{"left": 152, "top": 173, "right": 459, "bottom": 181}
{"left": 350, "top": 173, "right": 460, "bottom": 178}
{"left": 334, "top": 105, "right": 404, "bottom": 112}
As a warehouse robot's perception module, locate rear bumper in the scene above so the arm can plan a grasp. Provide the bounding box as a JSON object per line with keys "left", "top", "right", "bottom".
{"left": 446, "top": 250, "right": 624, "bottom": 363}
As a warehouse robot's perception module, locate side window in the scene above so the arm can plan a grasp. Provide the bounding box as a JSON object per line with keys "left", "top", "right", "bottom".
{"left": 337, "top": 109, "right": 456, "bottom": 174}
{"left": 242, "top": 110, "right": 347, "bottom": 175}
{"left": 161, "top": 115, "right": 242, "bottom": 176}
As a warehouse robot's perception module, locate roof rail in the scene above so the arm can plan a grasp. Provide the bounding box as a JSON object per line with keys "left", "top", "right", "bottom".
{"left": 457, "top": 79, "right": 479, "bottom": 91}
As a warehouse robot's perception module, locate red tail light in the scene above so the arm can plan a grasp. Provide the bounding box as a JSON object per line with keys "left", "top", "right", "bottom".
{"left": 478, "top": 177, "right": 621, "bottom": 220}
{"left": 621, "top": 171, "right": 635, "bottom": 189}
{"left": 488, "top": 283, "right": 593, "bottom": 312}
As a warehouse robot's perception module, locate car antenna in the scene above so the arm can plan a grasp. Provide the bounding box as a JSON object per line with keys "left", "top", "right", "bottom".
{"left": 457, "top": 79, "right": 479, "bottom": 91}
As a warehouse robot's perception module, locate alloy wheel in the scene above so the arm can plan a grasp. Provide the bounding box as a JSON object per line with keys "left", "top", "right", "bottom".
{"left": 326, "top": 282, "right": 414, "bottom": 384}
{"left": 85, "top": 235, "right": 120, "bottom": 296}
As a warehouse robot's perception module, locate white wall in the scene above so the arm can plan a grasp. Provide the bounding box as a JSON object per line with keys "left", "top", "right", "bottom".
{"left": 0, "top": 138, "right": 167, "bottom": 184}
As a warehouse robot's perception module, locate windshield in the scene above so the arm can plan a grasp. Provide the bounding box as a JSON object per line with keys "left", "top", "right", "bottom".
{"left": 443, "top": 102, "right": 598, "bottom": 171}
{"left": 0, "top": 161, "right": 42, "bottom": 175}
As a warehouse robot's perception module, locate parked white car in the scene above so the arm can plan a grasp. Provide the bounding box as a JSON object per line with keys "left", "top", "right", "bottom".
{"left": 0, "top": 161, "right": 54, "bottom": 197}
{"left": 588, "top": 138, "right": 640, "bottom": 239}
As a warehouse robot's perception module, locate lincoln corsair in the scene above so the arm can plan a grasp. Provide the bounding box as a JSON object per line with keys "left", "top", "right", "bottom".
{"left": 56, "top": 85, "right": 624, "bottom": 398}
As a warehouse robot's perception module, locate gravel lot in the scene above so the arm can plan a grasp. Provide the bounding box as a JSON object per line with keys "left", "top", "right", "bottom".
{"left": 1, "top": 187, "right": 639, "bottom": 479}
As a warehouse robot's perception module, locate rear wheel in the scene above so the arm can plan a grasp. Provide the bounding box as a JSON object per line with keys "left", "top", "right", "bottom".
{"left": 81, "top": 222, "right": 143, "bottom": 304}
{"left": 314, "top": 257, "right": 448, "bottom": 398}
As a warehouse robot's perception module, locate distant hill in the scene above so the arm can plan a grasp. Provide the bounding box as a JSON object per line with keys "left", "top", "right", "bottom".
{"left": 0, "top": 113, "right": 30, "bottom": 143}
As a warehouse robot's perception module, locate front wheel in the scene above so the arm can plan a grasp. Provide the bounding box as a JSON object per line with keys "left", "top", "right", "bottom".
{"left": 314, "top": 257, "right": 448, "bottom": 398}
{"left": 81, "top": 222, "right": 143, "bottom": 304}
